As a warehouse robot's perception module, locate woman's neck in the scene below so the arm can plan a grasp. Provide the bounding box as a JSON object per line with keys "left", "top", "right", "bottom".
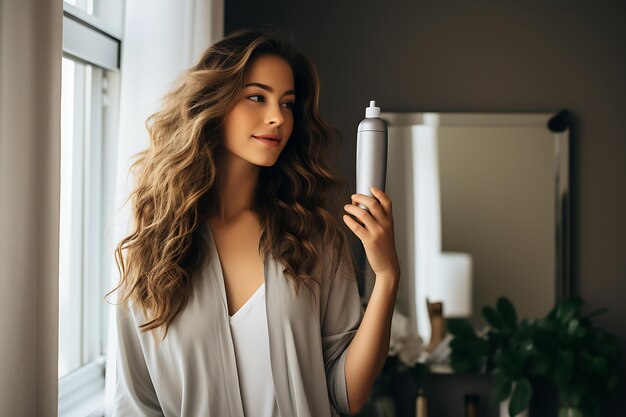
{"left": 211, "top": 152, "right": 260, "bottom": 223}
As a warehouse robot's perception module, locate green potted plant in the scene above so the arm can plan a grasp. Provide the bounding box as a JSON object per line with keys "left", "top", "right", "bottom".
{"left": 531, "top": 296, "right": 623, "bottom": 417}
{"left": 448, "top": 296, "right": 624, "bottom": 417}
{"left": 448, "top": 297, "right": 536, "bottom": 417}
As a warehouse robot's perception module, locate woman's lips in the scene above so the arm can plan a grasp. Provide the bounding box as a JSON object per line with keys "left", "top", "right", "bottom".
{"left": 253, "top": 136, "right": 281, "bottom": 147}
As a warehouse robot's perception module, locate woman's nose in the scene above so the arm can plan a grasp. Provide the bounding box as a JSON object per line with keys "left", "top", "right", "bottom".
{"left": 265, "top": 102, "right": 284, "bottom": 126}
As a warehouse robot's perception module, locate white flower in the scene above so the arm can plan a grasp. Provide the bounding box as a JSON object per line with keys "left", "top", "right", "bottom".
{"left": 388, "top": 309, "right": 426, "bottom": 367}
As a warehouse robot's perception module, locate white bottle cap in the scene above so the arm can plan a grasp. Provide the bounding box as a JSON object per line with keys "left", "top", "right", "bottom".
{"left": 365, "top": 100, "right": 381, "bottom": 118}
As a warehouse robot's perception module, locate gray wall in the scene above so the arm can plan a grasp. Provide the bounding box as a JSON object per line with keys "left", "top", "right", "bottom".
{"left": 226, "top": 1, "right": 626, "bottom": 415}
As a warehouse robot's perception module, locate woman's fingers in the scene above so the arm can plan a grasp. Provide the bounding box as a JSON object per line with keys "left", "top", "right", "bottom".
{"left": 350, "top": 188, "right": 392, "bottom": 225}
{"left": 342, "top": 213, "right": 367, "bottom": 240}
{"left": 370, "top": 187, "right": 392, "bottom": 217}
{"left": 344, "top": 203, "right": 377, "bottom": 232}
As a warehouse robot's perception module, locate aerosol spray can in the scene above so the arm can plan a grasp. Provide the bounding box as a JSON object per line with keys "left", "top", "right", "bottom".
{"left": 356, "top": 100, "right": 388, "bottom": 210}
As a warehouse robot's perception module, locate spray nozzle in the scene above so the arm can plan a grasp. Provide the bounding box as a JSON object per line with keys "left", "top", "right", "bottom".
{"left": 365, "top": 100, "right": 381, "bottom": 118}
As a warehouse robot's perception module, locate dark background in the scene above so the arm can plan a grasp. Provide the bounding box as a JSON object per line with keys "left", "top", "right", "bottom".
{"left": 225, "top": 1, "right": 626, "bottom": 415}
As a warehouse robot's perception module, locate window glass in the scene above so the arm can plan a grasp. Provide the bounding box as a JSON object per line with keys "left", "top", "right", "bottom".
{"left": 59, "top": 2, "right": 122, "bottom": 413}
{"left": 59, "top": 56, "right": 107, "bottom": 379}
{"left": 64, "top": 0, "right": 96, "bottom": 16}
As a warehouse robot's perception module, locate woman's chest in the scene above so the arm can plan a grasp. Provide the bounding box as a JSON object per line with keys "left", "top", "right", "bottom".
{"left": 209, "top": 214, "right": 265, "bottom": 316}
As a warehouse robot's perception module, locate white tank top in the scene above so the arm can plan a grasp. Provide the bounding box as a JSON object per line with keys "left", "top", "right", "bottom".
{"left": 228, "top": 283, "right": 279, "bottom": 417}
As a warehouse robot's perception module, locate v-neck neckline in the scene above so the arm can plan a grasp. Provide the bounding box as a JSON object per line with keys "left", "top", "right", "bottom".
{"left": 205, "top": 221, "right": 268, "bottom": 319}
{"left": 205, "top": 220, "right": 301, "bottom": 417}
{"left": 228, "top": 282, "right": 265, "bottom": 321}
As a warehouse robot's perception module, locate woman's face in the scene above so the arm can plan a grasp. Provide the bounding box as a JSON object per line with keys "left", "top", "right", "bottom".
{"left": 222, "top": 54, "right": 295, "bottom": 167}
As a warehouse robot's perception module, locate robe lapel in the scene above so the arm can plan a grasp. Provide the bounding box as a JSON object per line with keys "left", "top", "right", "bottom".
{"left": 264, "top": 254, "right": 296, "bottom": 417}
{"left": 205, "top": 225, "right": 246, "bottom": 417}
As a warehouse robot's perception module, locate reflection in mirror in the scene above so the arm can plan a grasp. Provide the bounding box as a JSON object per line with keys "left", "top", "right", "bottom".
{"left": 363, "top": 112, "right": 570, "bottom": 371}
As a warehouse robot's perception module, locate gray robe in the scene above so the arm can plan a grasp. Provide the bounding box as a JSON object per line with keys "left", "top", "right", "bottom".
{"left": 113, "top": 221, "right": 365, "bottom": 417}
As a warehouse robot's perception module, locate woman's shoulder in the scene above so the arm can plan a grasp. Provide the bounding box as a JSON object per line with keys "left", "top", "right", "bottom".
{"left": 115, "top": 298, "right": 142, "bottom": 325}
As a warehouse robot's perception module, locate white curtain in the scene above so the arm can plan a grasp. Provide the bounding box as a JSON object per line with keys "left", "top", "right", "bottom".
{"left": 103, "top": 0, "right": 223, "bottom": 414}
{"left": 0, "top": 0, "right": 63, "bottom": 416}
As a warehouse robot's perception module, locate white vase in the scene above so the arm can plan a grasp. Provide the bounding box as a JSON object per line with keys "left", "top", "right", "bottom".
{"left": 499, "top": 395, "right": 529, "bottom": 417}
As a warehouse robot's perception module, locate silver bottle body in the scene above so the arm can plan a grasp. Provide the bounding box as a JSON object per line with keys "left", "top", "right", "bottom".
{"left": 356, "top": 117, "right": 388, "bottom": 209}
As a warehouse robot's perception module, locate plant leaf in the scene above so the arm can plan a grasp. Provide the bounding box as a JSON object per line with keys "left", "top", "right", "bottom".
{"left": 497, "top": 349, "right": 524, "bottom": 377}
{"left": 535, "top": 318, "right": 559, "bottom": 332}
{"left": 553, "top": 350, "right": 574, "bottom": 390}
{"left": 448, "top": 318, "right": 476, "bottom": 339}
{"left": 555, "top": 297, "right": 583, "bottom": 324}
{"left": 492, "top": 378, "right": 512, "bottom": 405}
{"left": 497, "top": 297, "right": 518, "bottom": 330}
{"left": 567, "top": 318, "right": 581, "bottom": 336}
{"left": 449, "top": 339, "right": 472, "bottom": 353}
{"left": 533, "top": 322, "right": 558, "bottom": 353}
{"left": 509, "top": 378, "right": 532, "bottom": 416}
{"left": 528, "top": 352, "right": 552, "bottom": 376}
{"left": 591, "top": 356, "right": 608, "bottom": 375}
{"left": 482, "top": 306, "right": 504, "bottom": 330}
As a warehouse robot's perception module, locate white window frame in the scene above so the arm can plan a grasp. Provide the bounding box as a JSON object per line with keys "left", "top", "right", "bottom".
{"left": 59, "top": 1, "right": 123, "bottom": 416}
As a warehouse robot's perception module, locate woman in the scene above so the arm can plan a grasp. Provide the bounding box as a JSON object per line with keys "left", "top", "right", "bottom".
{"left": 109, "top": 26, "right": 400, "bottom": 417}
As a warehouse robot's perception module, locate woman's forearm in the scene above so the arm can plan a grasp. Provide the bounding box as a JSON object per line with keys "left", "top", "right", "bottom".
{"left": 344, "top": 273, "right": 399, "bottom": 414}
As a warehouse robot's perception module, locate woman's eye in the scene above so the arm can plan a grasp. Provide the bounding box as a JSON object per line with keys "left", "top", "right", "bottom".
{"left": 248, "top": 94, "right": 264, "bottom": 103}
{"left": 247, "top": 95, "right": 294, "bottom": 110}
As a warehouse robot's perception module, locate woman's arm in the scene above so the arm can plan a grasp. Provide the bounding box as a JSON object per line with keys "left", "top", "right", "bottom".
{"left": 344, "top": 274, "right": 399, "bottom": 413}
{"left": 112, "top": 304, "right": 163, "bottom": 417}
{"left": 342, "top": 186, "right": 401, "bottom": 414}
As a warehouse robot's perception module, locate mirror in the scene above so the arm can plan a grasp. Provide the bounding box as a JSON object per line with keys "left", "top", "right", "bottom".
{"left": 362, "top": 111, "right": 571, "bottom": 370}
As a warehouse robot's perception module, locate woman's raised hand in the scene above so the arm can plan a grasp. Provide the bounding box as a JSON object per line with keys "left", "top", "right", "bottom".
{"left": 343, "top": 186, "right": 400, "bottom": 281}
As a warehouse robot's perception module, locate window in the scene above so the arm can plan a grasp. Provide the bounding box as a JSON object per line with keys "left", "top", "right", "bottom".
{"left": 64, "top": 0, "right": 95, "bottom": 16}
{"left": 59, "top": 1, "right": 124, "bottom": 415}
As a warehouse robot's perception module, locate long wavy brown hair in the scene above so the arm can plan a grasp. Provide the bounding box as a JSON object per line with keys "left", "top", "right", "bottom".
{"left": 106, "top": 26, "right": 357, "bottom": 339}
